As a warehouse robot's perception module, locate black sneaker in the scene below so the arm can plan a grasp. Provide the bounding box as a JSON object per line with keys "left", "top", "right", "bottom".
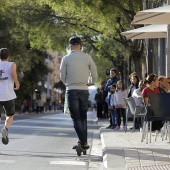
{"left": 106, "top": 125, "right": 112, "bottom": 129}
{"left": 1, "top": 128, "right": 9, "bottom": 145}
{"left": 112, "top": 125, "right": 116, "bottom": 129}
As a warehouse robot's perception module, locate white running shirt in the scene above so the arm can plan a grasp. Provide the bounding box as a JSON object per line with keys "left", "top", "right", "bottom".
{"left": 0, "top": 61, "right": 16, "bottom": 101}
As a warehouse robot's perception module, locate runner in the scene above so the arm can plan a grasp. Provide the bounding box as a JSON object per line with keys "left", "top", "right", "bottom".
{"left": 0, "top": 48, "right": 20, "bottom": 145}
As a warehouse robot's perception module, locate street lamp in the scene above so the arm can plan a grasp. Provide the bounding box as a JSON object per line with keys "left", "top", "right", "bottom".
{"left": 35, "top": 81, "right": 42, "bottom": 100}
{"left": 44, "top": 82, "right": 51, "bottom": 99}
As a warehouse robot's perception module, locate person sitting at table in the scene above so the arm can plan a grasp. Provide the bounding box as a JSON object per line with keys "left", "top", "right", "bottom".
{"left": 132, "top": 80, "right": 146, "bottom": 107}
{"left": 158, "top": 76, "right": 168, "bottom": 93}
{"left": 132, "top": 80, "right": 146, "bottom": 129}
{"left": 166, "top": 76, "right": 170, "bottom": 92}
{"left": 142, "top": 74, "right": 163, "bottom": 131}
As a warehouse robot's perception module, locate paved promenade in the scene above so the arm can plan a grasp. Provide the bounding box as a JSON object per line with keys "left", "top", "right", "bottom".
{"left": 99, "top": 119, "right": 170, "bottom": 170}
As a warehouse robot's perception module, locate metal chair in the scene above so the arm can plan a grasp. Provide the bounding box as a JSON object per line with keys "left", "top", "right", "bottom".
{"left": 141, "top": 93, "right": 170, "bottom": 144}
{"left": 124, "top": 97, "right": 146, "bottom": 133}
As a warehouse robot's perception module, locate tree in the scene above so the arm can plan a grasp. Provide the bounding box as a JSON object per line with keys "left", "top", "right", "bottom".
{"left": 1, "top": 0, "right": 146, "bottom": 83}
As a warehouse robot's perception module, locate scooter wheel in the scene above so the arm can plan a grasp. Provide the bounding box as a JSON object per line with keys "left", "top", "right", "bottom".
{"left": 76, "top": 143, "right": 82, "bottom": 156}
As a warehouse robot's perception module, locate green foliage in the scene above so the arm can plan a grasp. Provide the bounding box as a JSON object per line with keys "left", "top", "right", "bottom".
{"left": 0, "top": 0, "right": 146, "bottom": 89}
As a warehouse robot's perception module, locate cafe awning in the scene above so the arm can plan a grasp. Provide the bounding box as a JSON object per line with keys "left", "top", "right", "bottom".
{"left": 132, "top": 5, "right": 170, "bottom": 25}
{"left": 121, "top": 24, "right": 167, "bottom": 39}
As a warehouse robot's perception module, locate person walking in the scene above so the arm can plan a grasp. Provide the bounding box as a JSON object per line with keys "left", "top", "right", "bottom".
{"left": 0, "top": 48, "right": 20, "bottom": 145}
{"left": 60, "top": 35, "right": 98, "bottom": 150}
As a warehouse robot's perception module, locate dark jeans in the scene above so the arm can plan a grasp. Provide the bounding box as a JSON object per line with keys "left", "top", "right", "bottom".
{"left": 110, "top": 109, "right": 117, "bottom": 126}
{"left": 96, "top": 103, "right": 103, "bottom": 118}
{"left": 116, "top": 108, "right": 126, "bottom": 126}
{"left": 67, "top": 90, "right": 89, "bottom": 145}
{"left": 103, "top": 101, "right": 108, "bottom": 118}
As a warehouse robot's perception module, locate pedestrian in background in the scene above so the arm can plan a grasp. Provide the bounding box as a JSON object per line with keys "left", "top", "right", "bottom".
{"left": 0, "top": 48, "right": 20, "bottom": 145}
{"left": 104, "top": 68, "right": 119, "bottom": 120}
{"left": 107, "top": 84, "right": 117, "bottom": 129}
{"left": 126, "top": 73, "right": 139, "bottom": 123}
{"left": 114, "top": 80, "right": 127, "bottom": 130}
{"left": 94, "top": 87, "right": 103, "bottom": 119}
{"left": 60, "top": 35, "right": 98, "bottom": 150}
{"left": 127, "top": 74, "right": 140, "bottom": 129}
{"left": 128, "top": 75, "right": 140, "bottom": 98}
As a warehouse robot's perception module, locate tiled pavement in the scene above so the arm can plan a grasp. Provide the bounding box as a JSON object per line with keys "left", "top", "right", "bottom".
{"left": 99, "top": 119, "right": 170, "bottom": 170}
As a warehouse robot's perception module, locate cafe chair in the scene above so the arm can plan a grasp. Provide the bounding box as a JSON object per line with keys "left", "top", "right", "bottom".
{"left": 124, "top": 97, "right": 146, "bottom": 133}
{"left": 141, "top": 93, "right": 170, "bottom": 144}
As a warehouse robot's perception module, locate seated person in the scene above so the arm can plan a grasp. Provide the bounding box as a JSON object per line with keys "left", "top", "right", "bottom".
{"left": 132, "top": 80, "right": 145, "bottom": 107}
{"left": 132, "top": 80, "right": 146, "bottom": 129}
{"left": 166, "top": 76, "right": 170, "bottom": 92}
{"left": 142, "top": 74, "right": 163, "bottom": 131}
{"left": 158, "top": 76, "right": 168, "bottom": 93}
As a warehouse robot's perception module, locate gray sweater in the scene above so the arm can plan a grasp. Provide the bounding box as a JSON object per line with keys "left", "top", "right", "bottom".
{"left": 60, "top": 50, "right": 98, "bottom": 90}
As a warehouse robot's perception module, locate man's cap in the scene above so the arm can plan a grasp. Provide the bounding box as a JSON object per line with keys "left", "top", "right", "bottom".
{"left": 69, "top": 36, "right": 82, "bottom": 45}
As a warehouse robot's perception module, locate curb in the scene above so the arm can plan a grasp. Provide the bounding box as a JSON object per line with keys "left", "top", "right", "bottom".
{"left": 88, "top": 129, "right": 106, "bottom": 170}
{"left": 100, "top": 127, "right": 127, "bottom": 170}
{"left": 100, "top": 128, "right": 108, "bottom": 169}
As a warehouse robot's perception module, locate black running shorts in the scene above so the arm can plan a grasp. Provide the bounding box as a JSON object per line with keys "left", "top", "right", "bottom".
{"left": 0, "top": 99, "right": 15, "bottom": 116}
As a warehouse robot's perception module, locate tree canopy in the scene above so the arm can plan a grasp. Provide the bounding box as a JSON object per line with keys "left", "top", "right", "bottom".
{"left": 1, "top": 0, "right": 149, "bottom": 87}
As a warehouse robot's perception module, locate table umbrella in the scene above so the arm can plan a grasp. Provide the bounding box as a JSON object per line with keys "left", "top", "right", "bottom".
{"left": 132, "top": 5, "right": 170, "bottom": 25}
{"left": 121, "top": 24, "right": 167, "bottom": 39}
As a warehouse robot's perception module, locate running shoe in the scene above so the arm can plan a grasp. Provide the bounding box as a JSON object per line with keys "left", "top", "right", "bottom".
{"left": 1, "top": 128, "right": 9, "bottom": 145}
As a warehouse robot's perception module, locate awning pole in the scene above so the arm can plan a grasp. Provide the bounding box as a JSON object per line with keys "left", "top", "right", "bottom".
{"left": 167, "top": 25, "right": 170, "bottom": 76}
{"left": 167, "top": 0, "right": 170, "bottom": 76}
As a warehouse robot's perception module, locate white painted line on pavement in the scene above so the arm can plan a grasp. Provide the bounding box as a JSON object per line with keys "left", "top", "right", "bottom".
{"left": 0, "top": 160, "right": 15, "bottom": 163}
{"left": 56, "top": 133, "right": 68, "bottom": 136}
{"left": 50, "top": 160, "right": 86, "bottom": 166}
